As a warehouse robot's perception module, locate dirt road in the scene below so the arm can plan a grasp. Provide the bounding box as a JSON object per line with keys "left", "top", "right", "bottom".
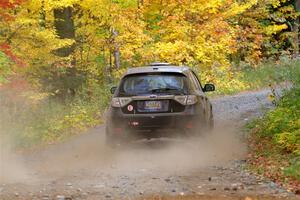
{"left": 1, "top": 89, "right": 299, "bottom": 200}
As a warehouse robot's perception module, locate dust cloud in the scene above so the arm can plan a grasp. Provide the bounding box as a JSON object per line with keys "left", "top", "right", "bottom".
{"left": 109, "top": 123, "right": 247, "bottom": 172}
{"left": 0, "top": 136, "right": 32, "bottom": 184}
{"left": 1, "top": 123, "right": 247, "bottom": 184}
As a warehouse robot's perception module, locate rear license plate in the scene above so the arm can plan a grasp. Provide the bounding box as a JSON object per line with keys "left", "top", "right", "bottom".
{"left": 144, "top": 101, "right": 162, "bottom": 110}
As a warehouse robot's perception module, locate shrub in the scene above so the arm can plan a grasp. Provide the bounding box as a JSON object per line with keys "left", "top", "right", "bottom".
{"left": 0, "top": 82, "right": 111, "bottom": 148}
{"left": 249, "top": 60, "right": 300, "bottom": 181}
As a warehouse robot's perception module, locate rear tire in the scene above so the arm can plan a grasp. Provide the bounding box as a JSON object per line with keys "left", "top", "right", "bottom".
{"left": 199, "top": 111, "right": 214, "bottom": 137}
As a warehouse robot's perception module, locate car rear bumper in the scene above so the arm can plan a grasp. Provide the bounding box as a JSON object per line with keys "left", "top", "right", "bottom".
{"left": 106, "top": 106, "right": 205, "bottom": 138}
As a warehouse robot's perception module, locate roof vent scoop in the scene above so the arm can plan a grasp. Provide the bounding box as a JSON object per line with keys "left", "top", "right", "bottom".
{"left": 149, "top": 62, "right": 171, "bottom": 66}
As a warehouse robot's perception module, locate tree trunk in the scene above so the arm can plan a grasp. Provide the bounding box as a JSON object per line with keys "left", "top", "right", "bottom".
{"left": 293, "top": 0, "right": 300, "bottom": 58}
{"left": 293, "top": 21, "right": 299, "bottom": 58}
{"left": 53, "top": 7, "right": 77, "bottom": 101}
{"left": 138, "top": 0, "right": 144, "bottom": 8}
{"left": 54, "top": 7, "right": 75, "bottom": 57}
{"left": 39, "top": 0, "right": 46, "bottom": 28}
{"left": 112, "top": 28, "right": 120, "bottom": 70}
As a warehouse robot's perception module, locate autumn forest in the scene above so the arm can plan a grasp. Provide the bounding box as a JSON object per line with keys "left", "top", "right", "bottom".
{"left": 1, "top": 0, "right": 299, "bottom": 93}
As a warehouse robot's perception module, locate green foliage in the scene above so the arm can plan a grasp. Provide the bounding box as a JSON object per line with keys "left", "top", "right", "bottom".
{"left": 0, "top": 51, "right": 12, "bottom": 84}
{"left": 207, "top": 58, "right": 300, "bottom": 95}
{"left": 264, "top": 88, "right": 300, "bottom": 155}
{"left": 284, "top": 160, "right": 300, "bottom": 181}
{"left": 0, "top": 83, "right": 111, "bottom": 148}
{"left": 250, "top": 61, "right": 300, "bottom": 180}
{"left": 245, "top": 57, "right": 295, "bottom": 80}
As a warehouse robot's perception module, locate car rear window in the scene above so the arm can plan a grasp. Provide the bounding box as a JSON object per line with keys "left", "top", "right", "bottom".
{"left": 118, "top": 73, "right": 188, "bottom": 96}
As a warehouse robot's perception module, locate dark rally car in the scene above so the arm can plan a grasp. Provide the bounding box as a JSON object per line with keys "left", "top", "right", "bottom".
{"left": 105, "top": 63, "right": 215, "bottom": 146}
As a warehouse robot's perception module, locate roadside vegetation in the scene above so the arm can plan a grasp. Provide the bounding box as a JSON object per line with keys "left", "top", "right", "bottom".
{"left": 212, "top": 58, "right": 300, "bottom": 95}
{"left": 247, "top": 59, "right": 300, "bottom": 192}
{"left": 0, "top": 84, "right": 111, "bottom": 148}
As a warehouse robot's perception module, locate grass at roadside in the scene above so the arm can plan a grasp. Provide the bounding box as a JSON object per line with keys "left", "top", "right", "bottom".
{"left": 246, "top": 60, "right": 300, "bottom": 193}
{"left": 211, "top": 58, "right": 299, "bottom": 95}
{"left": 0, "top": 85, "right": 111, "bottom": 149}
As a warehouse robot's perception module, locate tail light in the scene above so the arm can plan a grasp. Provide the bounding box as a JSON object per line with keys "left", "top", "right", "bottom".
{"left": 174, "top": 95, "right": 198, "bottom": 105}
{"left": 111, "top": 97, "right": 132, "bottom": 107}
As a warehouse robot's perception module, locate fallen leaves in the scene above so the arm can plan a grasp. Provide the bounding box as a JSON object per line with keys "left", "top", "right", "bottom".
{"left": 247, "top": 133, "right": 300, "bottom": 194}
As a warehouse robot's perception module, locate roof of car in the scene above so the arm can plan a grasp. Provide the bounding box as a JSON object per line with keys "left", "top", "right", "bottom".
{"left": 126, "top": 63, "right": 190, "bottom": 75}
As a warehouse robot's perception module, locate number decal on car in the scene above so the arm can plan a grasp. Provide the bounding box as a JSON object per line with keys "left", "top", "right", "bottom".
{"left": 127, "top": 105, "right": 134, "bottom": 111}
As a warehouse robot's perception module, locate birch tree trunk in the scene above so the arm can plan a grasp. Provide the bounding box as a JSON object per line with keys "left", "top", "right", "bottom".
{"left": 112, "top": 28, "right": 120, "bottom": 70}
